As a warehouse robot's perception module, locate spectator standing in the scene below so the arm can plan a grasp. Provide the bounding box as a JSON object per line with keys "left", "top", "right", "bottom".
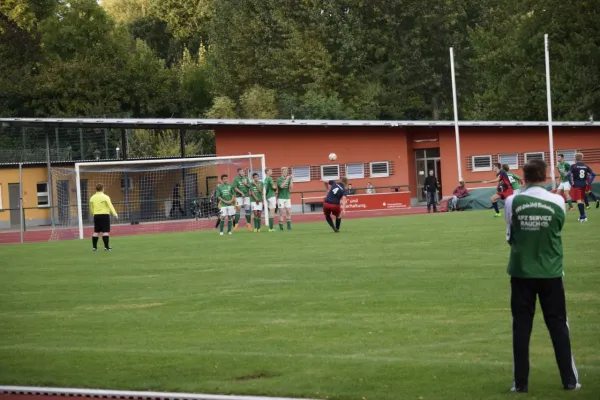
{"left": 424, "top": 170, "right": 439, "bottom": 213}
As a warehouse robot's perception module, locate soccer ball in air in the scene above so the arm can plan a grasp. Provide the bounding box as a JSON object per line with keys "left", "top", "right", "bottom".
{"left": 329, "top": 153, "right": 337, "bottom": 161}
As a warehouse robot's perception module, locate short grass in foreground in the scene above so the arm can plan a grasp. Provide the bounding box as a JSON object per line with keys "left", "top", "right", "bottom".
{"left": 1, "top": 211, "right": 599, "bottom": 400}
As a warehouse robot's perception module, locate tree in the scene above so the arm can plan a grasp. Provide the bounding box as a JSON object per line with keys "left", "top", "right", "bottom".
{"left": 205, "top": 96, "right": 237, "bottom": 119}
{"left": 239, "top": 85, "right": 277, "bottom": 119}
{"left": 101, "top": 0, "right": 151, "bottom": 24}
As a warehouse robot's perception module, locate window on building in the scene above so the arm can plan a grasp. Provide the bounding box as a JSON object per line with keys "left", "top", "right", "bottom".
{"left": 498, "top": 153, "right": 518, "bottom": 170}
{"left": 346, "top": 163, "right": 364, "bottom": 179}
{"left": 37, "top": 182, "right": 49, "bottom": 207}
{"left": 369, "top": 161, "right": 390, "bottom": 178}
{"left": 121, "top": 177, "right": 134, "bottom": 191}
{"left": 524, "top": 152, "right": 544, "bottom": 163}
{"left": 291, "top": 166, "right": 310, "bottom": 182}
{"left": 557, "top": 150, "right": 576, "bottom": 164}
{"left": 472, "top": 155, "right": 492, "bottom": 172}
{"left": 321, "top": 164, "right": 340, "bottom": 180}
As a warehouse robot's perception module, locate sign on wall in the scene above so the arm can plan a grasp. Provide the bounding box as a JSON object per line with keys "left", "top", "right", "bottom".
{"left": 346, "top": 192, "right": 411, "bottom": 211}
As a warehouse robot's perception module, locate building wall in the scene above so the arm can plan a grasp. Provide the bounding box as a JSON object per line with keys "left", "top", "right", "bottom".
{"left": 215, "top": 126, "right": 411, "bottom": 208}
{"left": 0, "top": 166, "right": 52, "bottom": 229}
{"left": 216, "top": 125, "right": 600, "bottom": 201}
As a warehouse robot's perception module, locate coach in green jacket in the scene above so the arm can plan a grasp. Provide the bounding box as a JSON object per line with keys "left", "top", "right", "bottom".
{"left": 504, "top": 159, "right": 580, "bottom": 393}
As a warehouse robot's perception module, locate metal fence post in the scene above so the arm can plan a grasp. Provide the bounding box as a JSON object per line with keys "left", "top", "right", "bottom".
{"left": 19, "top": 163, "right": 24, "bottom": 243}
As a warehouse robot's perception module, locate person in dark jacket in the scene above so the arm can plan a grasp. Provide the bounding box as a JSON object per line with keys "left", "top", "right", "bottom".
{"left": 424, "top": 170, "right": 439, "bottom": 213}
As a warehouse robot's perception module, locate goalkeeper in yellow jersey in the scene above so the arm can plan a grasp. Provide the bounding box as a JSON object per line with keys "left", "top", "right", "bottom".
{"left": 89, "top": 183, "right": 118, "bottom": 251}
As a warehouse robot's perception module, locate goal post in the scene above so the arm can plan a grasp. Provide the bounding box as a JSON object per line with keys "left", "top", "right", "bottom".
{"left": 50, "top": 154, "right": 267, "bottom": 240}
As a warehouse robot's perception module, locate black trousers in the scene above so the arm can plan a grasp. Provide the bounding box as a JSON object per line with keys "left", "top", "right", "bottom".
{"left": 511, "top": 277, "right": 578, "bottom": 390}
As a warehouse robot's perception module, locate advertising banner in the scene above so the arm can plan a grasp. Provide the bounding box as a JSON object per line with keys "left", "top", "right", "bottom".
{"left": 345, "top": 191, "right": 411, "bottom": 211}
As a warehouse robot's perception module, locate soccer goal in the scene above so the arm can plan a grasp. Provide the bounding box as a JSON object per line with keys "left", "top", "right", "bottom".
{"left": 48, "top": 154, "right": 267, "bottom": 240}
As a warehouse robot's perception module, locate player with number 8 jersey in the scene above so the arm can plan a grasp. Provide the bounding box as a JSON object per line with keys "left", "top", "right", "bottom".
{"left": 567, "top": 152, "right": 596, "bottom": 222}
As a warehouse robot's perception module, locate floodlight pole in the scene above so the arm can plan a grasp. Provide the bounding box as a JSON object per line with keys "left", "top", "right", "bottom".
{"left": 545, "top": 34, "right": 557, "bottom": 188}
{"left": 450, "top": 47, "right": 463, "bottom": 182}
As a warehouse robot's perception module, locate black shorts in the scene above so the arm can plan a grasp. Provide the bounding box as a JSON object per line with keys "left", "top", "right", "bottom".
{"left": 93, "top": 214, "right": 111, "bottom": 233}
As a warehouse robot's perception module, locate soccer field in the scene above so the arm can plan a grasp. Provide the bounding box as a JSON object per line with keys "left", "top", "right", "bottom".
{"left": 1, "top": 211, "right": 599, "bottom": 400}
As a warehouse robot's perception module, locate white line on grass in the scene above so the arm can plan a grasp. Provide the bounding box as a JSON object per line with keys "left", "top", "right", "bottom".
{"left": 0, "top": 386, "right": 320, "bottom": 400}
{"left": 1, "top": 344, "right": 599, "bottom": 370}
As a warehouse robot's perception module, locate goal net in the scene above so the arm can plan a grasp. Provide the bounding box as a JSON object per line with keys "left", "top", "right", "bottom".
{"left": 48, "top": 155, "right": 267, "bottom": 241}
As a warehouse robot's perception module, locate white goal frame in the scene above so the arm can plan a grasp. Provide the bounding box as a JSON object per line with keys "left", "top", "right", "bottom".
{"left": 75, "top": 154, "right": 267, "bottom": 239}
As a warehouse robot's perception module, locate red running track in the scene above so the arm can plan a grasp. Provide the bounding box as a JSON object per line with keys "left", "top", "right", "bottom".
{"left": 0, "top": 207, "right": 428, "bottom": 245}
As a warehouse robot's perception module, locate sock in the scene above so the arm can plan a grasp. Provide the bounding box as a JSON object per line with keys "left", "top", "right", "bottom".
{"left": 492, "top": 202, "right": 500, "bottom": 214}
{"left": 220, "top": 220, "right": 224, "bottom": 232}
{"left": 567, "top": 199, "right": 573, "bottom": 208}
{"left": 257, "top": 217, "right": 261, "bottom": 230}
{"left": 287, "top": 220, "right": 292, "bottom": 229}
{"left": 235, "top": 213, "right": 240, "bottom": 225}
{"left": 325, "top": 215, "right": 335, "bottom": 229}
{"left": 228, "top": 220, "right": 233, "bottom": 232}
{"left": 92, "top": 236, "right": 98, "bottom": 249}
{"left": 245, "top": 214, "right": 251, "bottom": 224}
{"left": 584, "top": 195, "right": 589, "bottom": 207}
{"left": 578, "top": 203, "right": 585, "bottom": 217}
{"left": 254, "top": 218, "right": 258, "bottom": 229}
{"left": 269, "top": 217, "right": 274, "bottom": 229}
{"left": 279, "top": 219, "right": 284, "bottom": 230}
{"left": 335, "top": 217, "right": 342, "bottom": 230}
{"left": 102, "top": 236, "right": 109, "bottom": 248}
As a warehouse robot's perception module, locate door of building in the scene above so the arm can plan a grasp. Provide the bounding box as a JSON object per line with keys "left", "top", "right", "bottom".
{"left": 8, "top": 183, "right": 21, "bottom": 228}
{"left": 415, "top": 148, "right": 442, "bottom": 202}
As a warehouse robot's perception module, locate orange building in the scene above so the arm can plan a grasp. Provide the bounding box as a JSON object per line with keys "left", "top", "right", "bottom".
{"left": 214, "top": 121, "right": 600, "bottom": 207}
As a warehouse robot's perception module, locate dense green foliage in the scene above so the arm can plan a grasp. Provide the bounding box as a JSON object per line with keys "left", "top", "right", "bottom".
{"left": 1, "top": 0, "right": 599, "bottom": 123}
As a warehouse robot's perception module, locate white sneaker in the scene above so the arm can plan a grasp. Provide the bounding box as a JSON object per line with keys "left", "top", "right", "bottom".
{"left": 219, "top": 232, "right": 224, "bottom": 236}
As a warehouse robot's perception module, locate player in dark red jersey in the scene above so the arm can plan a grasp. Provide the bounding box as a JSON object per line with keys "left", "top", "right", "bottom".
{"left": 323, "top": 177, "right": 348, "bottom": 233}
{"left": 568, "top": 152, "right": 596, "bottom": 222}
{"left": 483, "top": 163, "right": 514, "bottom": 217}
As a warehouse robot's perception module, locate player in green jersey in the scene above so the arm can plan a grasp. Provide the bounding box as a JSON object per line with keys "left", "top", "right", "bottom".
{"left": 264, "top": 168, "right": 278, "bottom": 231}
{"left": 556, "top": 154, "right": 574, "bottom": 210}
{"left": 232, "top": 168, "right": 252, "bottom": 231}
{"left": 503, "top": 164, "right": 523, "bottom": 192}
{"left": 276, "top": 167, "right": 293, "bottom": 230}
{"left": 504, "top": 159, "right": 580, "bottom": 393}
{"left": 249, "top": 173, "right": 265, "bottom": 232}
{"left": 216, "top": 174, "right": 235, "bottom": 235}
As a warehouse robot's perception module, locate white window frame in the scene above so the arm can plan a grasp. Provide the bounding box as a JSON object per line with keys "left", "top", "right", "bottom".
{"left": 291, "top": 166, "right": 311, "bottom": 183}
{"left": 321, "top": 164, "right": 340, "bottom": 180}
{"left": 524, "top": 152, "right": 545, "bottom": 163}
{"left": 36, "top": 181, "right": 50, "bottom": 208}
{"left": 346, "top": 163, "right": 364, "bottom": 179}
{"left": 369, "top": 161, "right": 390, "bottom": 178}
{"left": 557, "top": 150, "right": 576, "bottom": 164}
{"left": 121, "top": 177, "right": 134, "bottom": 191}
{"left": 498, "top": 153, "right": 518, "bottom": 170}
{"left": 471, "top": 155, "right": 493, "bottom": 172}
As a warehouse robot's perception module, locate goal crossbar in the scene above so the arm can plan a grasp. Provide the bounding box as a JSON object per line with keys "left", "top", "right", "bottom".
{"left": 74, "top": 154, "right": 267, "bottom": 239}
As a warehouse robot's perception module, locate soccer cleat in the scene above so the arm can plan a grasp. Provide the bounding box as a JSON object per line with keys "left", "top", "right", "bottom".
{"left": 92, "top": 248, "right": 98, "bottom": 252}
{"left": 228, "top": 231, "right": 232, "bottom": 235}
{"left": 287, "top": 226, "right": 292, "bottom": 231}
{"left": 597, "top": 200, "right": 600, "bottom": 208}
{"left": 578, "top": 217, "right": 588, "bottom": 223}
{"left": 564, "top": 383, "right": 582, "bottom": 391}
{"left": 104, "top": 247, "right": 112, "bottom": 251}
{"left": 569, "top": 207, "right": 575, "bottom": 211}
{"left": 233, "top": 224, "right": 239, "bottom": 231}
{"left": 510, "top": 386, "right": 528, "bottom": 393}
{"left": 586, "top": 205, "right": 590, "bottom": 210}
{"left": 253, "top": 228, "right": 258, "bottom": 232}
{"left": 220, "top": 232, "right": 224, "bottom": 236}
{"left": 333, "top": 229, "right": 339, "bottom": 233}
{"left": 494, "top": 213, "right": 502, "bottom": 217}
{"left": 246, "top": 224, "right": 252, "bottom": 232}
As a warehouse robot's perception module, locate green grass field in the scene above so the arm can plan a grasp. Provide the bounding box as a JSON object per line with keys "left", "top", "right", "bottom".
{"left": 1, "top": 211, "right": 599, "bottom": 400}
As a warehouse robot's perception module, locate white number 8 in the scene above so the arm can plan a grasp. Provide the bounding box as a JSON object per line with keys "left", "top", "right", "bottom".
{"left": 579, "top": 170, "right": 586, "bottom": 179}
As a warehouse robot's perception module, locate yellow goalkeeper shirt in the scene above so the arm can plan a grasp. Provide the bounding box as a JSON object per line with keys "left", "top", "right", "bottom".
{"left": 89, "top": 192, "right": 118, "bottom": 216}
